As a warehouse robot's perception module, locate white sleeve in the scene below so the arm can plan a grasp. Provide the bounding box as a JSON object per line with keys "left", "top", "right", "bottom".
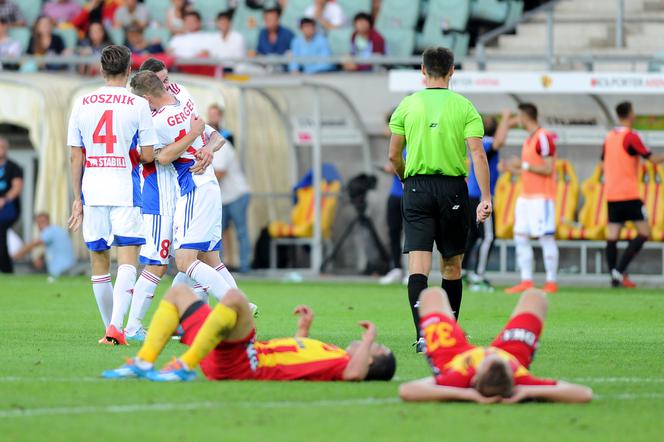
{"left": 137, "top": 99, "right": 159, "bottom": 147}
{"left": 212, "top": 142, "right": 234, "bottom": 172}
{"left": 66, "top": 101, "right": 83, "bottom": 147}
{"left": 328, "top": 4, "right": 346, "bottom": 26}
{"left": 204, "top": 124, "right": 217, "bottom": 140}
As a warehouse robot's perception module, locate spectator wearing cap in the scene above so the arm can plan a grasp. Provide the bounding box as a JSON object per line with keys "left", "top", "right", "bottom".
{"left": 42, "top": 0, "right": 83, "bottom": 25}
{"left": 0, "top": 17, "right": 21, "bottom": 70}
{"left": 125, "top": 22, "right": 164, "bottom": 55}
{"left": 256, "top": 7, "right": 294, "bottom": 56}
{"left": 0, "top": 0, "right": 25, "bottom": 27}
{"left": 209, "top": 10, "right": 245, "bottom": 71}
{"left": 113, "top": 0, "right": 149, "bottom": 29}
{"left": 344, "top": 12, "right": 385, "bottom": 72}
{"left": 289, "top": 17, "right": 334, "bottom": 74}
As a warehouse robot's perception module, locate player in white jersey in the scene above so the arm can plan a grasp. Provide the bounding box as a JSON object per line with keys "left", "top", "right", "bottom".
{"left": 123, "top": 102, "right": 225, "bottom": 341}
{"left": 67, "top": 45, "right": 158, "bottom": 345}
{"left": 129, "top": 71, "right": 239, "bottom": 328}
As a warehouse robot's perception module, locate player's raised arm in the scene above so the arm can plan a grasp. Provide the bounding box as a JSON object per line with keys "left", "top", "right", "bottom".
{"left": 342, "top": 321, "right": 376, "bottom": 381}
{"left": 189, "top": 126, "right": 226, "bottom": 174}
{"left": 293, "top": 305, "right": 314, "bottom": 338}
{"left": 400, "top": 378, "right": 501, "bottom": 404}
{"left": 503, "top": 382, "right": 593, "bottom": 404}
{"left": 155, "top": 115, "right": 205, "bottom": 165}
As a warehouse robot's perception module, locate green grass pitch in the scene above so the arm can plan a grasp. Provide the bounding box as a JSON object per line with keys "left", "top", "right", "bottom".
{"left": 0, "top": 275, "right": 663, "bottom": 441}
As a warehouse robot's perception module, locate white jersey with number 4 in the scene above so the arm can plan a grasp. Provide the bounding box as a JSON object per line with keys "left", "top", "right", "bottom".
{"left": 152, "top": 96, "right": 217, "bottom": 196}
{"left": 67, "top": 85, "right": 158, "bottom": 207}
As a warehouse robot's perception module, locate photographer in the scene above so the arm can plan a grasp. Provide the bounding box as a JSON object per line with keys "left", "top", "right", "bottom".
{"left": 388, "top": 48, "right": 491, "bottom": 351}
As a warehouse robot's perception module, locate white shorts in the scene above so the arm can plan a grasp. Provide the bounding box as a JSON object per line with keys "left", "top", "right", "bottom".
{"left": 514, "top": 197, "right": 556, "bottom": 238}
{"left": 82, "top": 206, "right": 145, "bottom": 252}
{"left": 139, "top": 214, "right": 174, "bottom": 266}
{"left": 173, "top": 183, "right": 222, "bottom": 252}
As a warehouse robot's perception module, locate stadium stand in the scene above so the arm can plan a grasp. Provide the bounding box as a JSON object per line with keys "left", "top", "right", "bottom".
{"left": 7, "top": 26, "right": 30, "bottom": 53}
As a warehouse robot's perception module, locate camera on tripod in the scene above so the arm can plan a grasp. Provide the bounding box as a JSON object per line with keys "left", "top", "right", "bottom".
{"left": 346, "top": 173, "right": 377, "bottom": 214}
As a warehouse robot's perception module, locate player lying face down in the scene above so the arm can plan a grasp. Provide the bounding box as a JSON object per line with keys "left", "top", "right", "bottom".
{"left": 399, "top": 288, "right": 592, "bottom": 404}
{"left": 103, "top": 285, "right": 396, "bottom": 382}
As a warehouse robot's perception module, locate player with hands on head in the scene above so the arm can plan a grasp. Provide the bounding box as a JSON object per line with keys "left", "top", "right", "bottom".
{"left": 399, "top": 287, "right": 592, "bottom": 404}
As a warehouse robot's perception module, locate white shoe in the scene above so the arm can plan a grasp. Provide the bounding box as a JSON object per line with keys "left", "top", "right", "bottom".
{"left": 379, "top": 268, "right": 403, "bottom": 285}
{"left": 249, "top": 303, "right": 259, "bottom": 318}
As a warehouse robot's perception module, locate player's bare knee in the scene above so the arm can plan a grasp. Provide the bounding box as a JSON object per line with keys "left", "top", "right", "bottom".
{"left": 164, "top": 284, "right": 199, "bottom": 312}
{"left": 221, "top": 288, "right": 248, "bottom": 310}
{"left": 418, "top": 288, "right": 452, "bottom": 317}
{"left": 517, "top": 288, "right": 548, "bottom": 318}
{"left": 441, "top": 255, "right": 463, "bottom": 280}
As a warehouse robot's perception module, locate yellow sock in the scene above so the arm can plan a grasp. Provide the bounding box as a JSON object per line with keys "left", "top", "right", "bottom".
{"left": 137, "top": 300, "right": 180, "bottom": 363}
{"left": 180, "top": 303, "right": 238, "bottom": 369}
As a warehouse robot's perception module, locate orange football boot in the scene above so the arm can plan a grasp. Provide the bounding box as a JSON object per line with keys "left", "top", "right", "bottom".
{"left": 504, "top": 280, "right": 534, "bottom": 294}
{"left": 104, "top": 325, "right": 128, "bottom": 346}
{"left": 622, "top": 274, "right": 637, "bottom": 289}
{"left": 541, "top": 281, "right": 558, "bottom": 294}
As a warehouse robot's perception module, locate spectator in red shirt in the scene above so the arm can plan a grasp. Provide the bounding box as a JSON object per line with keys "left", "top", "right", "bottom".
{"left": 344, "top": 12, "right": 385, "bottom": 72}
{"left": 72, "top": 0, "right": 119, "bottom": 35}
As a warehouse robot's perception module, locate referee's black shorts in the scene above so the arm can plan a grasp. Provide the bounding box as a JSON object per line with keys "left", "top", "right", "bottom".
{"left": 401, "top": 174, "right": 471, "bottom": 258}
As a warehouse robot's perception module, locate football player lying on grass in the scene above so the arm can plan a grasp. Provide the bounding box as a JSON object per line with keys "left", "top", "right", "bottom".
{"left": 103, "top": 284, "right": 396, "bottom": 382}
{"left": 399, "top": 288, "right": 592, "bottom": 404}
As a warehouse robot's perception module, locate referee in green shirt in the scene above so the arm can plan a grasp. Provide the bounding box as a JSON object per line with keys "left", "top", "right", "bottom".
{"left": 388, "top": 48, "right": 492, "bottom": 350}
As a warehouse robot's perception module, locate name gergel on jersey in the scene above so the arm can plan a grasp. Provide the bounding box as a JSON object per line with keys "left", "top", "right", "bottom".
{"left": 152, "top": 96, "right": 217, "bottom": 196}
{"left": 67, "top": 86, "right": 158, "bottom": 207}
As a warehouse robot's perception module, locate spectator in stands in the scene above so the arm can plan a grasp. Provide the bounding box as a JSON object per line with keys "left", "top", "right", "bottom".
{"left": 27, "top": 16, "right": 68, "bottom": 71}
{"left": 256, "top": 7, "right": 294, "bottom": 56}
{"left": 125, "top": 21, "right": 164, "bottom": 55}
{"left": 72, "top": 0, "right": 120, "bottom": 34}
{"left": 113, "top": 0, "right": 149, "bottom": 29}
{"left": 13, "top": 213, "right": 76, "bottom": 279}
{"left": 0, "top": 0, "right": 25, "bottom": 27}
{"left": 167, "top": 10, "right": 209, "bottom": 57}
{"left": 289, "top": 17, "right": 334, "bottom": 74}
{"left": 166, "top": 0, "right": 192, "bottom": 35}
{"left": 0, "top": 17, "right": 21, "bottom": 71}
{"left": 305, "top": 0, "right": 346, "bottom": 30}
{"left": 0, "top": 136, "right": 23, "bottom": 274}
{"left": 343, "top": 12, "right": 385, "bottom": 72}
{"left": 211, "top": 120, "right": 253, "bottom": 274}
{"left": 209, "top": 10, "right": 246, "bottom": 70}
{"left": 78, "top": 21, "right": 112, "bottom": 75}
{"left": 42, "top": 0, "right": 83, "bottom": 26}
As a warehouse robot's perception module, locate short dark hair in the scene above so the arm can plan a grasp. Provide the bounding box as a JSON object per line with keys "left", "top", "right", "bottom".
{"left": 139, "top": 57, "right": 166, "bottom": 73}
{"left": 184, "top": 10, "right": 201, "bottom": 21}
{"left": 300, "top": 17, "right": 316, "bottom": 27}
{"left": 130, "top": 71, "right": 166, "bottom": 97}
{"left": 475, "top": 359, "right": 514, "bottom": 398}
{"left": 217, "top": 10, "right": 233, "bottom": 21}
{"left": 518, "top": 102, "right": 538, "bottom": 122}
{"left": 616, "top": 101, "right": 633, "bottom": 119}
{"left": 353, "top": 12, "right": 373, "bottom": 27}
{"left": 422, "top": 47, "right": 454, "bottom": 79}
{"left": 263, "top": 7, "right": 281, "bottom": 17}
{"left": 483, "top": 116, "right": 497, "bottom": 137}
{"left": 100, "top": 45, "right": 131, "bottom": 77}
{"left": 365, "top": 351, "right": 396, "bottom": 381}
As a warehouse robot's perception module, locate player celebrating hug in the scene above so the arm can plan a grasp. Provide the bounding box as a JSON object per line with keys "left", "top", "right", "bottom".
{"left": 399, "top": 287, "right": 592, "bottom": 403}
{"left": 103, "top": 284, "right": 396, "bottom": 382}
{"left": 67, "top": 45, "right": 158, "bottom": 344}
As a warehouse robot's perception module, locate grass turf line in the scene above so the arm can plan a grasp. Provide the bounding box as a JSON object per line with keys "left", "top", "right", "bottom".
{"left": 0, "top": 275, "right": 662, "bottom": 441}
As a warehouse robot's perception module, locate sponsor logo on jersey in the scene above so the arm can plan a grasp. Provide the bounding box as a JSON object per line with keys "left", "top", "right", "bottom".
{"left": 86, "top": 156, "right": 127, "bottom": 168}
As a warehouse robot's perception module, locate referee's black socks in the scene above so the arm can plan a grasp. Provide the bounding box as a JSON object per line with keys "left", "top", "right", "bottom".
{"left": 408, "top": 274, "right": 428, "bottom": 341}
{"left": 442, "top": 278, "right": 462, "bottom": 320}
